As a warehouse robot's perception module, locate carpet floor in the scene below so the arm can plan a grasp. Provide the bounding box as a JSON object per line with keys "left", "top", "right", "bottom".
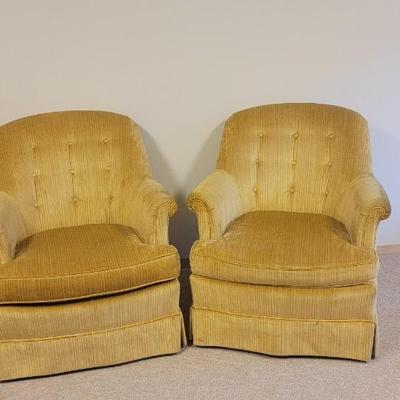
{"left": 1, "top": 254, "right": 399, "bottom": 400}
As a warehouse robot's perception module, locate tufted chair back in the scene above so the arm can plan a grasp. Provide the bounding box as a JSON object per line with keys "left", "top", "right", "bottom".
{"left": 0, "top": 111, "right": 151, "bottom": 236}
{"left": 217, "top": 103, "right": 372, "bottom": 216}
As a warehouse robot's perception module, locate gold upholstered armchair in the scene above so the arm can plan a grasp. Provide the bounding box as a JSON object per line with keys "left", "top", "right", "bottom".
{"left": 188, "top": 103, "right": 390, "bottom": 361}
{"left": 0, "top": 111, "right": 185, "bottom": 380}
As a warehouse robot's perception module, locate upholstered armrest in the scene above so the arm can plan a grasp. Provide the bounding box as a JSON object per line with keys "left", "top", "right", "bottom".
{"left": 119, "top": 178, "right": 177, "bottom": 245}
{"left": 187, "top": 169, "right": 244, "bottom": 240}
{"left": 0, "top": 192, "right": 26, "bottom": 264}
{"left": 333, "top": 174, "right": 391, "bottom": 249}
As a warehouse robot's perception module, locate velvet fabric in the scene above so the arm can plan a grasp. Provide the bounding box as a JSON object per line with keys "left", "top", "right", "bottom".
{"left": 0, "top": 111, "right": 185, "bottom": 380}
{"left": 0, "top": 224, "right": 180, "bottom": 303}
{"left": 188, "top": 103, "right": 390, "bottom": 361}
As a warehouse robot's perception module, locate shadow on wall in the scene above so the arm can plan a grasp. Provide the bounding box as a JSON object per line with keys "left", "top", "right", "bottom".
{"left": 369, "top": 125, "right": 399, "bottom": 244}
{"left": 176, "top": 122, "right": 225, "bottom": 258}
{"left": 139, "top": 123, "right": 225, "bottom": 258}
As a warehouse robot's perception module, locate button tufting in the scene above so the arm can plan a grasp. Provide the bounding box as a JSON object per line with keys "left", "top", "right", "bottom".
{"left": 255, "top": 158, "right": 260, "bottom": 164}
{"left": 290, "top": 187, "right": 295, "bottom": 193}
{"left": 68, "top": 141, "right": 73, "bottom": 147}
{"left": 325, "top": 190, "right": 329, "bottom": 196}
{"left": 258, "top": 133, "right": 263, "bottom": 138}
{"left": 328, "top": 161, "right": 332, "bottom": 167}
{"left": 32, "top": 173, "right": 37, "bottom": 177}
{"left": 73, "top": 197, "right": 78, "bottom": 203}
{"left": 70, "top": 169, "right": 75, "bottom": 175}
{"left": 103, "top": 138, "right": 109, "bottom": 143}
{"left": 291, "top": 160, "right": 297, "bottom": 166}
{"left": 34, "top": 203, "right": 39, "bottom": 208}
{"left": 328, "top": 134, "right": 334, "bottom": 140}
{"left": 253, "top": 187, "right": 258, "bottom": 193}
{"left": 293, "top": 133, "right": 299, "bottom": 139}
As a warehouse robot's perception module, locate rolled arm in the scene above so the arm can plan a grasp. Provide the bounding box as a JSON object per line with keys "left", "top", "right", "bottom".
{"left": 0, "top": 192, "right": 26, "bottom": 264}
{"left": 119, "top": 178, "right": 177, "bottom": 245}
{"left": 187, "top": 169, "right": 244, "bottom": 240}
{"left": 333, "top": 174, "right": 391, "bottom": 249}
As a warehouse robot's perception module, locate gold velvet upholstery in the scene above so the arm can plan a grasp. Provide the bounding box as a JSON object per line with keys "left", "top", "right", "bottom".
{"left": 188, "top": 103, "right": 390, "bottom": 361}
{"left": 1, "top": 280, "right": 184, "bottom": 380}
{"left": 0, "top": 224, "right": 179, "bottom": 304}
{"left": 191, "top": 211, "right": 377, "bottom": 287}
{"left": 0, "top": 111, "right": 185, "bottom": 380}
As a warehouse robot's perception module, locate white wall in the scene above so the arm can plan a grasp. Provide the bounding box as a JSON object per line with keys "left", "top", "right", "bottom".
{"left": 1, "top": 0, "right": 399, "bottom": 257}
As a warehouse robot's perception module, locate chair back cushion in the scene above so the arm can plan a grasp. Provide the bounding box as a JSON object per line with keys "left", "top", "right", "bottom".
{"left": 217, "top": 103, "right": 371, "bottom": 214}
{"left": 0, "top": 111, "right": 151, "bottom": 235}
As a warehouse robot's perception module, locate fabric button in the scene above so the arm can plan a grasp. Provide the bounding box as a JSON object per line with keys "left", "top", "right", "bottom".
{"left": 328, "top": 161, "right": 332, "bottom": 167}
{"left": 293, "top": 133, "right": 299, "bottom": 139}
{"left": 68, "top": 141, "right": 73, "bottom": 146}
{"left": 291, "top": 160, "right": 297, "bottom": 166}
{"left": 103, "top": 138, "right": 109, "bottom": 143}
{"left": 255, "top": 159, "right": 260, "bottom": 164}
{"left": 34, "top": 203, "right": 39, "bottom": 208}
{"left": 70, "top": 169, "right": 75, "bottom": 175}
{"left": 73, "top": 197, "right": 78, "bottom": 203}
{"left": 253, "top": 187, "right": 258, "bottom": 193}
{"left": 328, "top": 134, "right": 334, "bottom": 140}
{"left": 258, "top": 133, "right": 263, "bottom": 138}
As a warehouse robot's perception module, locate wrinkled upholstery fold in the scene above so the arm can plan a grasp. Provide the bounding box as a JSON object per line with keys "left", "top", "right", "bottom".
{"left": 187, "top": 169, "right": 244, "bottom": 240}
{"left": 0, "top": 111, "right": 184, "bottom": 380}
{"left": 188, "top": 103, "right": 390, "bottom": 361}
{"left": 120, "top": 178, "right": 178, "bottom": 245}
{"left": 0, "top": 192, "right": 26, "bottom": 264}
{"left": 332, "top": 174, "right": 391, "bottom": 248}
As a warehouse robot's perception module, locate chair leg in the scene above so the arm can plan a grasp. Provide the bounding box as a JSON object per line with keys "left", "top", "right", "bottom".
{"left": 188, "top": 307, "right": 193, "bottom": 341}
{"left": 181, "top": 310, "right": 188, "bottom": 346}
{"left": 371, "top": 323, "right": 379, "bottom": 359}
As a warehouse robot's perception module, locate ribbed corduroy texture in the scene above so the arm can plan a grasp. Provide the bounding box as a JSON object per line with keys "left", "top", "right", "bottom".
{"left": 0, "top": 224, "right": 179, "bottom": 303}
{"left": 190, "top": 275, "right": 377, "bottom": 321}
{"left": 191, "top": 308, "right": 375, "bottom": 361}
{"left": 188, "top": 103, "right": 390, "bottom": 361}
{"left": 190, "top": 275, "right": 377, "bottom": 361}
{"left": 191, "top": 211, "right": 377, "bottom": 287}
{"left": 0, "top": 111, "right": 177, "bottom": 263}
{"left": 0, "top": 192, "right": 26, "bottom": 264}
{"left": 0, "top": 111, "right": 184, "bottom": 380}
{"left": 218, "top": 104, "right": 372, "bottom": 215}
{"left": 0, "top": 280, "right": 185, "bottom": 381}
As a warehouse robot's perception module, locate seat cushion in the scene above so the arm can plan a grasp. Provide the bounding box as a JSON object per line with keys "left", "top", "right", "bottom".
{"left": 190, "top": 211, "right": 377, "bottom": 287}
{"left": 0, "top": 224, "right": 180, "bottom": 303}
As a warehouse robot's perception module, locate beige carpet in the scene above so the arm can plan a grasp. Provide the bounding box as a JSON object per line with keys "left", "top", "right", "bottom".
{"left": 1, "top": 254, "right": 399, "bottom": 400}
